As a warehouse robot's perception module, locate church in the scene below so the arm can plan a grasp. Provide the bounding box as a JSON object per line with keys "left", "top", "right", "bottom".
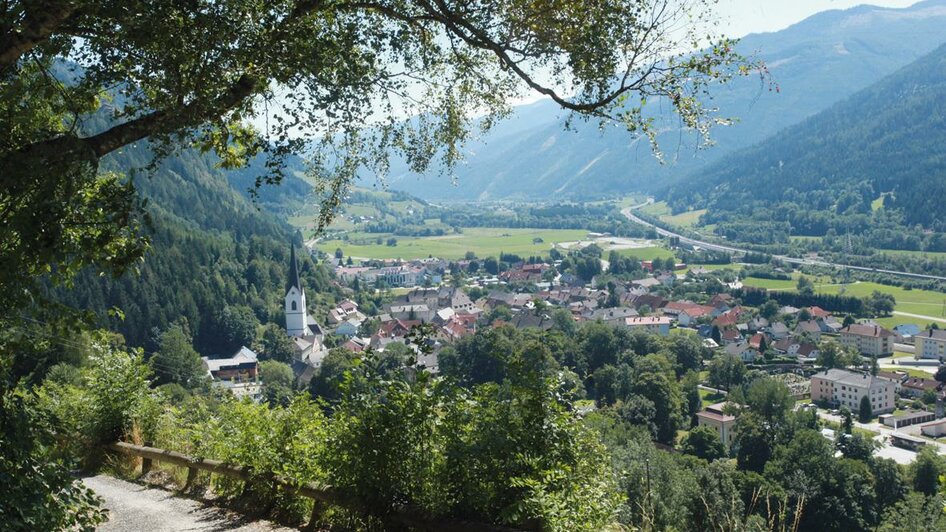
{"left": 284, "top": 243, "right": 328, "bottom": 372}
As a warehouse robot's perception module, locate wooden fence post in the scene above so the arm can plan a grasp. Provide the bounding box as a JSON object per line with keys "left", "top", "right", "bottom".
{"left": 140, "top": 441, "right": 153, "bottom": 475}
{"left": 184, "top": 466, "right": 198, "bottom": 491}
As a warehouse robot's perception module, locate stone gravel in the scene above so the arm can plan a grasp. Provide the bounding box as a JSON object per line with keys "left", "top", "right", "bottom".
{"left": 83, "top": 475, "right": 297, "bottom": 531}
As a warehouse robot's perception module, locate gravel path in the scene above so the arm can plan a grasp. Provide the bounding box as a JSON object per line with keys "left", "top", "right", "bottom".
{"left": 83, "top": 475, "right": 296, "bottom": 531}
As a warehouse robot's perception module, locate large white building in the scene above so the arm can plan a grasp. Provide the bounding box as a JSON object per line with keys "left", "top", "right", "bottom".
{"left": 810, "top": 369, "right": 896, "bottom": 414}
{"left": 839, "top": 324, "right": 895, "bottom": 357}
{"left": 914, "top": 329, "right": 946, "bottom": 361}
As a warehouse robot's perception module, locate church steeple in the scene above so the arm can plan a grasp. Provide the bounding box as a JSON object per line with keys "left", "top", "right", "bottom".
{"left": 285, "top": 242, "right": 309, "bottom": 337}
{"left": 286, "top": 242, "right": 302, "bottom": 293}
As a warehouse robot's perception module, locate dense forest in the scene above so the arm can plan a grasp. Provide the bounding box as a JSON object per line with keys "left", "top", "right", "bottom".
{"left": 665, "top": 42, "right": 946, "bottom": 251}
{"left": 46, "top": 142, "right": 339, "bottom": 353}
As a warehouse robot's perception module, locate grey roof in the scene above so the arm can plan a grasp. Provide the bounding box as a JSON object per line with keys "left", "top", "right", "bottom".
{"left": 203, "top": 346, "right": 258, "bottom": 372}
{"left": 918, "top": 328, "right": 946, "bottom": 341}
{"left": 286, "top": 242, "right": 302, "bottom": 293}
{"left": 815, "top": 368, "right": 889, "bottom": 388}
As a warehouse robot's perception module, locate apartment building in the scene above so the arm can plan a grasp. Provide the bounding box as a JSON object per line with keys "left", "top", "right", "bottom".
{"left": 839, "top": 324, "right": 895, "bottom": 357}
{"left": 810, "top": 368, "right": 896, "bottom": 414}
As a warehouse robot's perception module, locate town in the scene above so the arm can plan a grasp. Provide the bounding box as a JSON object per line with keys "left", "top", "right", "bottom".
{"left": 201, "top": 235, "right": 946, "bottom": 469}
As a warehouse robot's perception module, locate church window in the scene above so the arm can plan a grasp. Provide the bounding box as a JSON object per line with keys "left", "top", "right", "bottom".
{"left": 291, "top": 301, "right": 297, "bottom": 311}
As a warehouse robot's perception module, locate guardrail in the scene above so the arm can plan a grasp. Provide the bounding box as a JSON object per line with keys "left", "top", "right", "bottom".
{"left": 106, "top": 441, "right": 533, "bottom": 532}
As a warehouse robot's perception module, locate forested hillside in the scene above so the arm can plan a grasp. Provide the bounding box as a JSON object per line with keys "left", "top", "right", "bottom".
{"left": 666, "top": 42, "right": 946, "bottom": 250}
{"left": 379, "top": 0, "right": 946, "bottom": 201}
{"left": 47, "top": 143, "right": 338, "bottom": 353}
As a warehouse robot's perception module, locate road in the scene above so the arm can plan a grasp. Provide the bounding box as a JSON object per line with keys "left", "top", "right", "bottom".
{"left": 622, "top": 202, "right": 946, "bottom": 282}
{"left": 84, "top": 475, "right": 293, "bottom": 532}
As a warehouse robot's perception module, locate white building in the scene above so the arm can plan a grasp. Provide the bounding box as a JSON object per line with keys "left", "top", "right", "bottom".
{"left": 914, "top": 328, "right": 946, "bottom": 361}
{"left": 285, "top": 243, "right": 311, "bottom": 337}
{"left": 810, "top": 368, "right": 896, "bottom": 414}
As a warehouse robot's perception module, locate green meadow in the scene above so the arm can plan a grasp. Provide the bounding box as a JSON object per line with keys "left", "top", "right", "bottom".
{"left": 318, "top": 228, "right": 589, "bottom": 260}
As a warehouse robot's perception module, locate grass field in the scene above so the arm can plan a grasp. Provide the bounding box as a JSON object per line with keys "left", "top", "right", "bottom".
{"left": 699, "top": 388, "right": 726, "bottom": 408}
{"left": 741, "top": 277, "right": 798, "bottom": 291}
{"left": 815, "top": 281, "right": 946, "bottom": 318}
{"left": 613, "top": 246, "right": 677, "bottom": 261}
{"left": 741, "top": 276, "right": 946, "bottom": 324}
{"left": 638, "top": 201, "right": 707, "bottom": 229}
{"left": 318, "top": 228, "right": 588, "bottom": 260}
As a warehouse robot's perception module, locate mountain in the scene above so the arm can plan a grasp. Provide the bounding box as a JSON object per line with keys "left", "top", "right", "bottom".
{"left": 377, "top": 0, "right": 946, "bottom": 201}
{"left": 663, "top": 40, "right": 946, "bottom": 249}
{"left": 48, "top": 140, "right": 338, "bottom": 352}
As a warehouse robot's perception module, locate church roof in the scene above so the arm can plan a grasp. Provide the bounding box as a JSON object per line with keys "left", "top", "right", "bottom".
{"left": 287, "top": 242, "right": 303, "bottom": 293}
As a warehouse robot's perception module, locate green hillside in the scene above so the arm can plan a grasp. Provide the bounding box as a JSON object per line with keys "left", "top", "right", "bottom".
{"left": 49, "top": 142, "right": 338, "bottom": 353}
{"left": 666, "top": 42, "right": 946, "bottom": 252}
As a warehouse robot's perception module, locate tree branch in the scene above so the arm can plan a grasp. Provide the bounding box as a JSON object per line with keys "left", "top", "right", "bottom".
{"left": 0, "top": 0, "right": 77, "bottom": 71}
{"left": 82, "top": 73, "right": 260, "bottom": 158}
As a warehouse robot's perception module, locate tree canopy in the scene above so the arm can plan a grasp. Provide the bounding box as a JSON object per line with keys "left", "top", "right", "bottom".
{"left": 0, "top": 0, "right": 750, "bottom": 305}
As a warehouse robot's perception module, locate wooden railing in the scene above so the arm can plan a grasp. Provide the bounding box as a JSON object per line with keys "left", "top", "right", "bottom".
{"left": 106, "top": 441, "right": 534, "bottom": 532}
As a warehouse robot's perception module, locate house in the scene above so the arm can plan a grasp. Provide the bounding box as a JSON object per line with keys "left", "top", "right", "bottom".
{"left": 747, "top": 317, "right": 769, "bottom": 331}
{"left": 202, "top": 346, "right": 262, "bottom": 400}
{"left": 724, "top": 342, "right": 758, "bottom": 363}
{"left": 807, "top": 306, "right": 831, "bottom": 319}
{"left": 588, "top": 307, "right": 639, "bottom": 325}
{"left": 767, "top": 322, "right": 790, "bottom": 340}
{"left": 678, "top": 306, "right": 715, "bottom": 327}
{"left": 795, "top": 343, "right": 820, "bottom": 360}
{"left": 696, "top": 402, "right": 738, "bottom": 449}
{"left": 840, "top": 324, "right": 895, "bottom": 357}
{"left": 914, "top": 328, "right": 946, "bottom": 361}
{"left": 818, "top": 316, "right": 844, "bottom": 334}
{"left": 772, "top": 337, "right": 799, "bottom": 355}
{"left": 794, "top": 320, "right": 822, "bottom": 341}
{"left": 388, "top": 304, "right": 434, "bottom": 322}
{"left": 720, "top": 329, "right": 742, "bottom": 345}
{"left": 810, "top": 369, "right": 896, "bottom": 414}
{"left": 631, "top": 277, "right": 661, "bottom": 290}
{"left": 336, "top": 318, "right": 362, "bottom": 338}
{"left": 656, "top": 273, "right": 675, "bottom": 287}
{"left": 623, "top": 316, "right": 671, "bottom": 336}
{"left": 709, "top": 293, "right": 733, "bottom": 307}
{"left": 631, "top": 294, "right": 667, "bottom": 312}
{"left": 901, "top": 377, "right": 941, "bottom": 398}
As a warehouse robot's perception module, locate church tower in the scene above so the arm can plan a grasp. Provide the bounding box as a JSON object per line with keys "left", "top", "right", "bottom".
{"left": 285, "top": 243, "right": 309, "bottom": 337}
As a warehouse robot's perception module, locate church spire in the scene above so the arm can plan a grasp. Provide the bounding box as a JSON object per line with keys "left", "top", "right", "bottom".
{"left": 287, "top": 242, "right": 302, "bottom": 293}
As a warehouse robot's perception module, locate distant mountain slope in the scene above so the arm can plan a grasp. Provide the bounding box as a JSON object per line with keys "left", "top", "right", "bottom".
{"left": 379, "top": 0, "right": 946, "bottom": 201}
{"left": 50, "top": 141, "right": 337, "bottom": 352}
{"left": 665, "top": 41, "right": 946, "bottom": 245}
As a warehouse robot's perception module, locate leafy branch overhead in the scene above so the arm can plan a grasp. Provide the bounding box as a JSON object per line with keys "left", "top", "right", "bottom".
{"left": 0, "top": 0, "right": 753, "bottom": 302}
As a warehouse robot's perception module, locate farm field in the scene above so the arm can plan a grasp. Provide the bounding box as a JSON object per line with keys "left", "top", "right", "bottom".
{"left": 317, "top": 228, "right": 588, "bottom": 260}
{"left": 815, "top": 281, "right": 946, "bottom": 318}
{"left": 638, "top": 201, "right": 707, "bottom": 229}
{"left": 742, "top": 276, "right": 946, "bottom": 325}
{"left": 613, "top": 246, "right": 677, "bottom": 261}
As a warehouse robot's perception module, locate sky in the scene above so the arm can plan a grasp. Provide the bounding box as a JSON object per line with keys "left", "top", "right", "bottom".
{"left": 717, "top": 0, "right": 919, "bottom": 38}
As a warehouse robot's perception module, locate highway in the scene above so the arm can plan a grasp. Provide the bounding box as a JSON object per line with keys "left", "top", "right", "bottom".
{"left": 622, "top": 202, "right": 946, "bottom": 282}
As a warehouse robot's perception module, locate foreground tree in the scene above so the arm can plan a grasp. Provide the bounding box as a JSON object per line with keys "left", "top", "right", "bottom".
{"left": 1, "top": 0, "right": 754, "bottom": 307}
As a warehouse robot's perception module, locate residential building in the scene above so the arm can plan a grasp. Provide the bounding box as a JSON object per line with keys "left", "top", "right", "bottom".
{"left": 623, "top": 316, "right": 671, "bottom": 336}
{"left": 914, "top": 328, "right": 946, "bottom": 361}
{"left": 901, "top": 377, "right": 941, "bottom": 398}
{"left": 696, "top": 402, "right": 737, "bottom": 449}
{"left": 840, "top": 324, "right": 895, "bottom": 357}
{"left": 724, "top": 341, "right": 759, "bottom": 363}
{"left": 810, "top": 369, "right": 896, "bottom": 414}
{"left": 203, "top": 346, "right": 262, "bottom": 400}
